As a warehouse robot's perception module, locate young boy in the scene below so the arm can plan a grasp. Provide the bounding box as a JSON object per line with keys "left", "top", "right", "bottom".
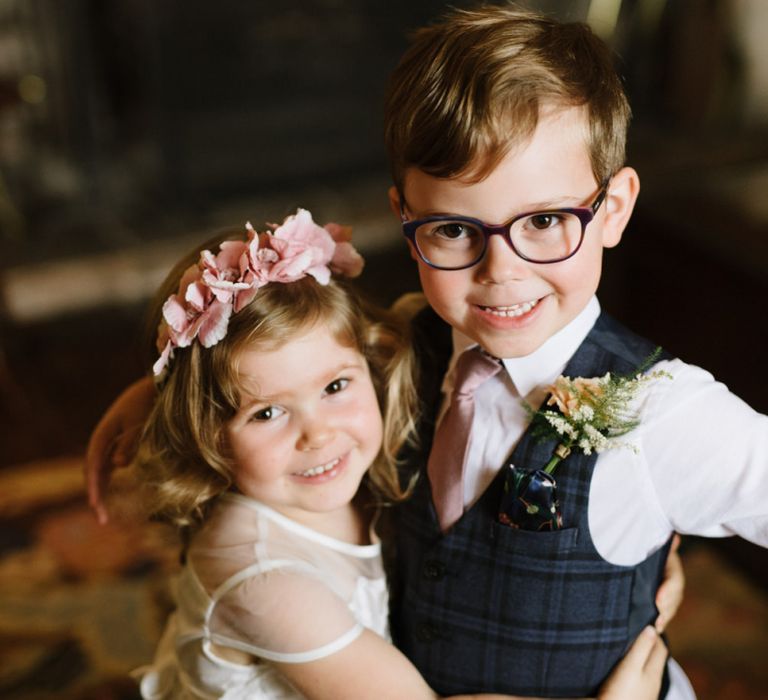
{"left": 380, "top": 5, "right": 768, "bottom": 700}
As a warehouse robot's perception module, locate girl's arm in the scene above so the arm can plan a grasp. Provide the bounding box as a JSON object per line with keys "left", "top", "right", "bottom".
{"left": 85, "top": 376, "right": 156, "bottom": 523}
{"left": 273, "top": 625, "right": 666, "bottom": 700}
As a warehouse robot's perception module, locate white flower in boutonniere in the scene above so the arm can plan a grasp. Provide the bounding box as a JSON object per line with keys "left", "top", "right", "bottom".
{"left": 526, "top": 349, "right": 671, "bottom": 475}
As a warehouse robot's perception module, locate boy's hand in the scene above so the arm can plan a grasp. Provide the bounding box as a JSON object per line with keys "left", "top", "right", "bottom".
{"left": 655, "top": 534, "right": 685, "bottom": 632}
{"left": 597, "top": 626, "right": 667, "bottom": 700}
{"left": 84, "top": 376, "right": 156, "bottom": 524}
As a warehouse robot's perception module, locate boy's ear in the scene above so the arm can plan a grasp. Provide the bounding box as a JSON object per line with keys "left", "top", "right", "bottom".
{"left": 387, "top": 186, "right": 402, "bottom": 218}
{"left": 388, "top": 185, "right": 420, "bottom": 261}
{"left": 601, "top": 166, "right": 640, "bottom": 249}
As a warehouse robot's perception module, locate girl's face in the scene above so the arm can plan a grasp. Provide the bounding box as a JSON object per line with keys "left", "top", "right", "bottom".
{"left": 225, "top": 323, "right": 383, "bottom": 530}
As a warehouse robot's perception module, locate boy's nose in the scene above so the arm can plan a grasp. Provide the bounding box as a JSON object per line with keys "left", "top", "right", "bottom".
{"left": 476, "top": 235, "right": 530, "bottom": 284}
{"left": 297, "top": 418, "right": 335, "bottom": 451}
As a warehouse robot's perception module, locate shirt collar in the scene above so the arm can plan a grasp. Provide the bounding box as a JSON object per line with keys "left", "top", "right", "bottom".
{"left": 449, "top": 296, "right": 601, "bottom": 400}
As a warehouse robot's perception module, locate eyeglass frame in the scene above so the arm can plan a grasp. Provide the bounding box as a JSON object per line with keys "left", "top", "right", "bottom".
{"left": 399, "top": 181, "right": 610, "bottom": 270}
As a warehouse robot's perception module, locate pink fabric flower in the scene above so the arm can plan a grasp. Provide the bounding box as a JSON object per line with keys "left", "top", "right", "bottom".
{"left": 153, "top": 340, "right": 173, "bottom": 376}
{"left": 193, "top": 298, "right": 233, "bottom": 347}
{"left": 267, "top": 209, "right": 337, "bottom": 284}
{"left": 324, "top": 222, "right": 365, "bottom": 277}
{"left": 162, "top": 293, "right": 194, "bottom": 345}
{"left": 200, "top": 240, "right": 252, "bottom": 303}
{"left": 331, "top": 242, "right": 365, "bottom": 277}
{"left": 152, "top": 209, "right": 365, "bottom": 376}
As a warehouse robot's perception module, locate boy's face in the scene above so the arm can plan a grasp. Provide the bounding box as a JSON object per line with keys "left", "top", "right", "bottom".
{"left": 392, "top": 106, "right": 639, "bottom": 359}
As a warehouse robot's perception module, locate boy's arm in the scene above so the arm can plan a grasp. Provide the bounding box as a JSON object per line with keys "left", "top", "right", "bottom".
{"left": 84, "top": 376, "right": 156, "bottom": 523}
{"left": 642, "top": 360, "right": 768, "bottom": 546}
{"left": 655, "top": 534, "right": 684, "bottom": 632}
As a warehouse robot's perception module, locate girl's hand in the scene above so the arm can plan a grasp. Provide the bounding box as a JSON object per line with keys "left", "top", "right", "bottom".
{"left": 84, "top": 376, "right": 156, "bottom": 524}
{"left": 655, "top": 534, "right": 685, "bottom": 632}
{"left": 597, "top": 627, "right": 667, "bottom": 700}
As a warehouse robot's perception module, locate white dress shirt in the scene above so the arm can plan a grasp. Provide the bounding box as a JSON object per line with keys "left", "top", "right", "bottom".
{"left": 437, "top": 295, "right": 768, "bottom": 700}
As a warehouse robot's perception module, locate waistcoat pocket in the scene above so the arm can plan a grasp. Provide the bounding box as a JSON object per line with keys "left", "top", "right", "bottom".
{"left": 491, "top": 521, "right": 580, "bottom": 557}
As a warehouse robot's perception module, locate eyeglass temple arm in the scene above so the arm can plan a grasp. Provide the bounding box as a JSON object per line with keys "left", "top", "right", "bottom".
{"left": 592, "top": 181, "right": 610, "bottom": 213}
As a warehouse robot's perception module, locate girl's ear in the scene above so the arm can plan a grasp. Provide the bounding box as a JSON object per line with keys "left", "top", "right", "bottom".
{"left": 387, "top": 186, "right": 402, "bottom": 218}
{"left": 601, "top": 166, "right": 640, "bottom": 249}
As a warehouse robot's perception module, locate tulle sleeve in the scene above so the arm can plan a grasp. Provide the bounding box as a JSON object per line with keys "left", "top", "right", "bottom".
{"left": 205, "top": 560, "right": 364, "bottom": 663}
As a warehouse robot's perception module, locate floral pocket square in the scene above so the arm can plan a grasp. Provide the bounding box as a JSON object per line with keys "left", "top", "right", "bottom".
{"left": 498, "top": 465, "right": 563, "bottom": 531}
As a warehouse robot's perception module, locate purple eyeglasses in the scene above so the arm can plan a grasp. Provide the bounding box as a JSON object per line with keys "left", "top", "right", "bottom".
{"left": 400, "top": 183, "right": 609, "bottom": 270}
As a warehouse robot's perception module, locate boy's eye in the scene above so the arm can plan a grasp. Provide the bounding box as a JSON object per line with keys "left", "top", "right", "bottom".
{"left": 250, "top": 405, "right": 285, "bottom": 422}
{"left": 527, "top": 213, "right": 562, "bottom": 230}
{"left": 324, "top": 378, "right": 349, "bottom": 395}
{"left": 431, "top": 222, "right": 478, "bottom": 240}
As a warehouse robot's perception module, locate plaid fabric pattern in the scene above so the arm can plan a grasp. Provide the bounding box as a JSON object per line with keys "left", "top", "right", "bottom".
{"left": 390, "top": 309, "right": 673, "bottom": 697}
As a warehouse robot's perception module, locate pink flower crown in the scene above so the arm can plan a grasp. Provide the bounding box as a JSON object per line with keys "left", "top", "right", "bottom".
{"left": 153, "top": 208, "right": 365, "bottom": 376}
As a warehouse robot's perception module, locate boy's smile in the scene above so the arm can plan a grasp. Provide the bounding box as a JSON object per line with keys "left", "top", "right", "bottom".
{"left": 394, "top": 106, "right": 638, "bottom": 359}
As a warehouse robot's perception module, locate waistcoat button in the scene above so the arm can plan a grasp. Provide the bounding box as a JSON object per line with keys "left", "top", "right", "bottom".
{"left": 415, "top": 622, "right": 440, "bottom": 642}
{"left": 423, "top": 559, "right": 446, "bottom": 580}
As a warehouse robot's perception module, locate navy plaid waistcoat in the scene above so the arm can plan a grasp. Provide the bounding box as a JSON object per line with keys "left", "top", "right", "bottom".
{"left": 389, "top": 307, "right": 673, "bottom": 697}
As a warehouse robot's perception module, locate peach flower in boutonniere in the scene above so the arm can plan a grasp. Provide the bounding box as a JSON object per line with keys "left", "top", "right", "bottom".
{"left": 548, "top": 376, "right": 605, "bottom": 420}
{"left": 526, "top": 349, "right": 671, "bottom": 475}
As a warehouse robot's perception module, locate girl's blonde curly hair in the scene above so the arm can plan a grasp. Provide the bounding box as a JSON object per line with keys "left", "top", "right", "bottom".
{"left": 134, "top": 231, "right": 418, "bottom": 528}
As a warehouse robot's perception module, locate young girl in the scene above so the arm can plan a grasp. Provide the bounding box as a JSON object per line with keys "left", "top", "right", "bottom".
{"left": 119, "top": 210, "right": 666, "bottom": 699}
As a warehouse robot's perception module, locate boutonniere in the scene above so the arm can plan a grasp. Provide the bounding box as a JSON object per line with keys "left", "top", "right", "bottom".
{"left": 499, "top": 349, "right": 670, "bottom": 531}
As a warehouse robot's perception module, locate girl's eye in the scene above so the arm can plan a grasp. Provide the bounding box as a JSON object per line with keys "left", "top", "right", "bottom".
{"left": 250, "top": 405, "right": 285, "bottom": 422}
{"left": 324, "top": 378, "right": 349, "bottom": 395}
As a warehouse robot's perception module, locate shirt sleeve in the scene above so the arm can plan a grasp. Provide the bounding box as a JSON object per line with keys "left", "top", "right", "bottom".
{"left": 641, "top": 358, "right": 768, "bottom": 545}
{"left": 206, "top": 561, "right": 364, "bottom": 664}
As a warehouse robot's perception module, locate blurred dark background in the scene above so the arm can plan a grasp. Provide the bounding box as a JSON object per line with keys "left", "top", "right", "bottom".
{"left": 0, "top": 1, "right": 767, "bottom": 699}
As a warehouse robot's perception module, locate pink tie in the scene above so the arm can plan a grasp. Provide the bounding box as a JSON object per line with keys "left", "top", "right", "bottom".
{"left": 428, "top": 347, "right": 502, "bottom": 531}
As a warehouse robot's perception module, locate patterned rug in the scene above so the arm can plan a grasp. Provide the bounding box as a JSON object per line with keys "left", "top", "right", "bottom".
{"left": 0, "top": 456, "right": 767, "bottom": 700}
{"left": 0, "top": 458, "right": 177, "bottom": 700}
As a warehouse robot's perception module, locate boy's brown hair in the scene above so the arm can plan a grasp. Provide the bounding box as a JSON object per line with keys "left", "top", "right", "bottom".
{"left": 384, "top": 4, "right": 630, "bottom": 194}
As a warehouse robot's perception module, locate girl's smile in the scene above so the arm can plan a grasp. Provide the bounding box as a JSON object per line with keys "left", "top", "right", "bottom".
{"left": 291, "top": 454, "right": 345, "bottom": 480}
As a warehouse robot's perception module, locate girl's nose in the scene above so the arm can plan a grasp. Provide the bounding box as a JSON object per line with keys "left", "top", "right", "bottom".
{"left": 296, "top": 418, "right": 335, "bottom": 451}
{"left": 476, "top": 234, "right": 530, "bottom": 284}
